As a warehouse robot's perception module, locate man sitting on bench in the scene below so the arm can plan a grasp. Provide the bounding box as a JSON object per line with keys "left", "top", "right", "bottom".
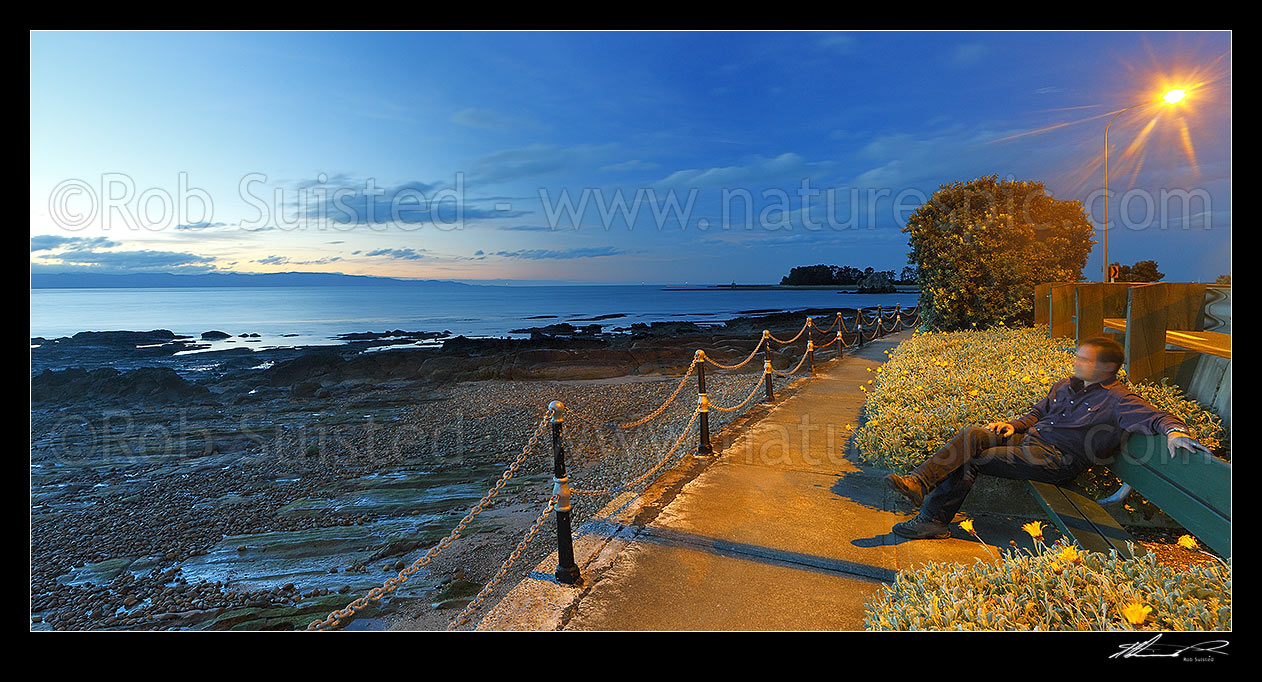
{"left": 884, "top": 336, "right": 1215, "bottom": 539}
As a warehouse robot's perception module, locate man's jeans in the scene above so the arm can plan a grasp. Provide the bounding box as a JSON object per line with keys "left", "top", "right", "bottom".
{"left": 909, "top": 425, "right": 1082, "bottom": 524}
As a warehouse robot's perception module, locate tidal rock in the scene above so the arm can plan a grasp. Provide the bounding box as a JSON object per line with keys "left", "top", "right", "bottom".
{"left": 289, "top": 380, "right": 322, "bottom": 400}
{"left": 31, "top": 366, "right": 215, "bottom": 405}
{"left": 266, "top": 352, "right": 345, "bottom": 386}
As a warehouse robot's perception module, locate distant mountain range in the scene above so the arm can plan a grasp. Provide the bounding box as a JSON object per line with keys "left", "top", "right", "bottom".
{"left": 30, "top": 271, "right": 476, "bottom": 289}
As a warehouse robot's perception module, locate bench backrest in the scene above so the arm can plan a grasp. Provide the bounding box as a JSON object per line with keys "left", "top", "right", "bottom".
{"left": 1112, "top": 433, "right": 1231, "bottom": 557}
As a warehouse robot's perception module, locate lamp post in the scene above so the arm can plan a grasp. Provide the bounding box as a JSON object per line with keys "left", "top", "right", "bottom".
{"left": 1102, "top": 88, "right": 1186, "bottom": 283}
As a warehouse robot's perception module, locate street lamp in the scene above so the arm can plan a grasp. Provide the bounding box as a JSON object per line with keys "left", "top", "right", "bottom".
{"left": 1102, "top": 88, "right": 1187, "bottom": 282}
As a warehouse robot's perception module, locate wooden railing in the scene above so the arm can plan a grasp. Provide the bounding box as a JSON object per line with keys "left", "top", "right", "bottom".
{"left": 1034, "top": 281, "right": 1231, "bottom": 428}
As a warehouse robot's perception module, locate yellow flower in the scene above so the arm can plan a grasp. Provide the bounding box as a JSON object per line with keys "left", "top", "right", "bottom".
{"left": 1022, "top": 375, "right": 1032, "bottom": 383}
{"left": 845, "top": 424, "right": 853, "bottom": 430}
{"left": 959, "top": 519, "right": 975, "bottom": 534}
{"left": 1022, "top": 521, "right": 1046, "bottom": 541}
{"left": 1049, "top": 561, "right": 1063, "bottom": 575}
{"left": 1121, "top": 602, "right": 1152, "bottom": 625}
{"left": 1057, "top": 545, "right": 1081, "bottom": 564}
{"left": 859, "top": 385, "right": 867, "bottom": 392}
{"left": 968, "top": 388, "right": 979, "bottom": 397}
{"left": 866, "top": 367, "right": 872, "bottom": 372}
{"left": 1177, "top": 535, "right": 1198, "bottom": 550}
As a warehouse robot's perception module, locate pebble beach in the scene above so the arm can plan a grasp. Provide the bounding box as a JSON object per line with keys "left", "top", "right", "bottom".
{"left": 31, "top": 308, "right": 855, "bottom": 630}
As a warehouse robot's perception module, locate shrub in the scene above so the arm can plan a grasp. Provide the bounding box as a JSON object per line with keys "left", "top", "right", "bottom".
{"left": 904, "top": 175, "right": 1095, "bottom": 331}
{"left": 863, "top": 537, "right": 1230, "bottom": 630}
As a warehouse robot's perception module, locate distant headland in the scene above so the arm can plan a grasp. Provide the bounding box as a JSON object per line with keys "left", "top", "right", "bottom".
{"left": 30, "top": 272, "right": 475, "bottom": 289}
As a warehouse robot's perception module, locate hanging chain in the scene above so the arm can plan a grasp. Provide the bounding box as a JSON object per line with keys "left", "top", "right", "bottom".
{"left": 702, "top": 336, "right": 767, "bottom": 370}
{"left": 446, "top": 494, "right": 559, "bottom": 630}
{"left": 571, "top": 407, "right": 701, "bottom": 496}
{"left": 767, "top": 319, "right": 810, "bottom": 345}
{"left": 708, "top": 370, "right": 771, "bottom": 412}
{"left": 814, "top": 315, "right": 840, "bottom": 335}
{"left": 610, "top": 358, "right": 697, "bottom": 429}
{"left": 768, "top": 349, "right": 811, "bottom": 378}
{"left": 306, "top": 408, "right": 554, "bottom": 631}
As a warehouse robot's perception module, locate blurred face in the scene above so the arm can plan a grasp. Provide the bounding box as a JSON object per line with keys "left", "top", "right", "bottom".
{"left": 1073, "top": 344, "right": 1120, "bottom": 383}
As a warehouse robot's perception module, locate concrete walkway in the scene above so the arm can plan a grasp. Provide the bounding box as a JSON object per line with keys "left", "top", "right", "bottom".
{"left": 475, "top": 328, "right": 1045, "bottom": 631}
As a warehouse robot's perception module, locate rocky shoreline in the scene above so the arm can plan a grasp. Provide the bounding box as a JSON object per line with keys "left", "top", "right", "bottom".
{"left": 29, "top": 306, "right": 882, "bottom": 630}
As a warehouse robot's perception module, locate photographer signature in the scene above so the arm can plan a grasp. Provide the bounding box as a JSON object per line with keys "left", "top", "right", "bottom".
{"left": 1110, "top": 634, "right": 1229, "bottom": 660}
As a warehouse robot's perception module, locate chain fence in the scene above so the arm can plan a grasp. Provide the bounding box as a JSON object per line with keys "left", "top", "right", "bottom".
{"left": 306, "top": 305, "right": 919, "bottom": 631}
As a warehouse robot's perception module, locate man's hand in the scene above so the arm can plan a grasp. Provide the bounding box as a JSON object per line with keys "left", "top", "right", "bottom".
{"left": 1167, "top": 432, "right": 1214, "bottom": 459}
{"left": 984, "top": 422, "right": 1015, "bottom": 438}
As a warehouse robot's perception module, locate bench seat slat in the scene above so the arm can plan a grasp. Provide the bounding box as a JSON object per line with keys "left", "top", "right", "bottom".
{"left": 1027, "top": 481, "right": 1145, "bottom": 559}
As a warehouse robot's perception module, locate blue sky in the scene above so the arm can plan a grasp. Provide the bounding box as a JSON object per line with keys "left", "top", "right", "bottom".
{"left": 30, "top": 30, "right": 1231, "bottom": 284}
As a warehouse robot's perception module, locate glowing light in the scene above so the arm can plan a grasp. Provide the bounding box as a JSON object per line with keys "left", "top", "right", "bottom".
{"left": 986, "top": 47, "right": 1228, "bottom": 199}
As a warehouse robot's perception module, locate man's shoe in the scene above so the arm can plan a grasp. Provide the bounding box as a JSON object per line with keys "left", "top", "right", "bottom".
{"left": 892, "top": 515, "right": 951, "bottom": 539}
{"left": 885, "top": 473, "right": 926, "bottom": 507}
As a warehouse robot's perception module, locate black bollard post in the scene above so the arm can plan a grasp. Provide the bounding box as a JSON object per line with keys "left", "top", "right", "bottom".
{"left": 808, "top": 339, "right": 815, "bottom": 376}
{"left": 876, "top": 305, "right": 883, "bottom": 338}
{"left": 762, "top": 330, "right": 774, "bottom": 405}
{"left": 694, "top": 350, "right": 713, "bottom": 456}
{"left": 836, "top": 312, "right": 845, "bottom": 359}
{"left": 895, "top": 303, "right": 902, "bottom": 330}
{"left": 549, "top": 401, "right": 581, "bottom": 585}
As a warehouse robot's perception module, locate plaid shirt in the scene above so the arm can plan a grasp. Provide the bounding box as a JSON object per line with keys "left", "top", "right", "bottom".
{"left": 1008, "top": 374, "right": 1190, "bottom": 464}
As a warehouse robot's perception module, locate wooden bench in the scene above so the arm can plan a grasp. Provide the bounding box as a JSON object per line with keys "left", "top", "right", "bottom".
{"left": 1027, "top": 433, "right": 1231, "bottom": 559}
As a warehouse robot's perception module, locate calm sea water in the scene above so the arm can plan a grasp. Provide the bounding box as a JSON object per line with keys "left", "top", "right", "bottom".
{"left": 30, "top": 285, "right": 921, "bottom": 351}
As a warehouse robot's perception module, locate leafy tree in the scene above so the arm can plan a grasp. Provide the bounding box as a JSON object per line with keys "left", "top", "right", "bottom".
{"left": 835, "top": 266, "right": 865, "bottom": 284}
{"left": 898, "top": 265, "right": 918, "bottom": 285}
{"left": 779, "top": 264, "right": 834, "bottom": 285}
{"left": 781, "top": 264, "right": 887, "bottom": 285}
{"left": 1214, "top": 273, "right": 1231, "bottom": 285}
{"left": 1109, "top": 260, "right": 1165, "bottom": 283}
{"left": 903, "top": 175, "right": 1095, "bottom": 330}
